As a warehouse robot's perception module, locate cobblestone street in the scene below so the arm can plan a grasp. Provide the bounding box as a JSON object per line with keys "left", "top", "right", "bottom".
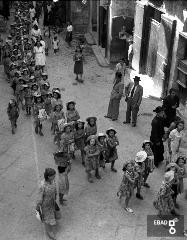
{"left": 0, "top": 12, "right": 186, "bottom": 240}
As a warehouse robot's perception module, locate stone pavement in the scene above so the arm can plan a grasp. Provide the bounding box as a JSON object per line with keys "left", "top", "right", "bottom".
{"left": 0, "top": 13, "right": 186, "bottom": 240}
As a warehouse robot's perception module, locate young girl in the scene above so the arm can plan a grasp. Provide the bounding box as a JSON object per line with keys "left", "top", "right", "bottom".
{"left": 85, "top": 117, "right": 97, "bottom": 141}
{"left": 15, "top": 78, "right": 26, "bottom": 110}
{"left": 7, "top": 99, "right": 19, "bottom": 134}
{"left": 105, "top": 127, "right": 119, "bottom": 172}
{"left": 58, "top": 165, "right": 70, "bottom": 205}
{"left": 51, "top": 89, "right": 63, "bottom": 111}
{"left": 31, "top": 83, "right": 40, "bottom": 96}
{"left": 33, "top": 94, "right": 46, "bottom": 136}
{"left": 22, "top": 68, "right": 30, "bottom": 83}
{"left": 163, "top": 116, "right": 182, "bottom": 165}
{"left": 168, "top": 120, "right": 185, "bottom": 162}
{"left": 142, "top": 140, "right": 155, "bottom": 188}
{"left": 52, "top": 35, "right": 60, "bottom": 55}
{"left": 34, "top": 65, "right": 42, "bottom": 82}
{"left": 44, "top": 92, "right": 52, "bottom": 116}
{"left": 117, "top": 160, "right": 137, "bottom": 213}
{"left": 165, "top": 162, "right": 180, "bottom": 209}
{"left": 59, "top": 123, "right": 75, "bottom": 160}
{"left": 176, "top": 156, "right": 186, "bottom": 197}
{"left": 50, "top": 103, "right": 65, "bottom": 141}
{"left": 66, "top": 101, "right": 80, "bottom": 123}
{"left": 74, "top": 120, "right": 85, "bottom": 166}
{"left": 97, "top": 133, "right": 107, "bottom": 169}
{"left": 153, "top": 170, "right": 176, "bottom": 217}
{"left": 134, "top": 151, "right": 147, "bottom": 200}
{"left": 24, "top": 85, "right": 33, "bottom": 115}
{"left": 84, "top": 135, "right": 100, "bottom": 183}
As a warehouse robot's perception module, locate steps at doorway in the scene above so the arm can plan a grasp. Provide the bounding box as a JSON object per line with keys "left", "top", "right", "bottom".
{"left": 84, "top": 32, "right": 96, "bottom": 45}
{"left": 91, "top": 45, "right": 109, "bottom": 67}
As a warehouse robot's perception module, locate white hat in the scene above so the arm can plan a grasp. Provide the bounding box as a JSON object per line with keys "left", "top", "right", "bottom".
{"left": 98, "top": 133, "right": 106, "bottom": 138}
{"left": 135, "top": 151, "right": 147, "bottom": 163}
{"left": 163, "top": 170, "right": 174, "bottom": 183}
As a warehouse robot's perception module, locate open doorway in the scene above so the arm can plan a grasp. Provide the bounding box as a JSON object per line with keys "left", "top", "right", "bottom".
{"left": 99, "top": 6, "right": 108, "bottom": 57}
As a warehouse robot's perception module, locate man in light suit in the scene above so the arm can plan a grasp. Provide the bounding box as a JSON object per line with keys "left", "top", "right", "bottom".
{"left": 123, "top": 76, "right": 143, "bottom": 127}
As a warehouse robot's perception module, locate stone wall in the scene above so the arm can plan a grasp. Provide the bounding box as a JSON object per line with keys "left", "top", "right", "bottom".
{"left": 71, "top": 0, "right": 89, "bottom": 33}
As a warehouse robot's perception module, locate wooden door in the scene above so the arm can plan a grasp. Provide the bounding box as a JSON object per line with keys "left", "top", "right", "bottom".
{"left": 146, "top": 19, "right": 160, "bottom": 77}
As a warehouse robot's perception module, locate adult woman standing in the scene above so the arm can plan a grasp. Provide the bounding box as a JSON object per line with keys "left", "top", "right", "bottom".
{"left": 36, "top": 168, "right": 61, "bottom": 240}
{"left": 33, "top": 40, "right": 46, "bottom": 72}
{"left": 73, "top": 47, "right": 84, "bottom": 82}
{"left": 104, "top": 72, "right": 124, "bottom": 121}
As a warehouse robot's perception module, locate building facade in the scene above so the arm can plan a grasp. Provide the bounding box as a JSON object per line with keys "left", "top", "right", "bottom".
{"left": 88, "top": 0, "right": 136, "bottom": 63}
{"left": 132, "top": 0, "right": 187, "bottom": 118}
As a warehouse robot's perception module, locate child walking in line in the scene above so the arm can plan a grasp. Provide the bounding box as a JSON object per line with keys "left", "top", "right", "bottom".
{"left": 52, "top": 35, "right": 60, "bottom": 55}
{"left": 74, "top": 120, "right": 86, "bottom": 166}
{"left": 7, "top": 99, "right": 19, "bottom": 134}
{"left": 97, "top": 133, "right": 107, "bottom": 169}
{"left": 142, "top": 140, "right": 155, "bottom": 188}
{"left": 66, "top": 101, "right": 80, "bottom": 123}
{"left": 134, "top": 151, "right": 147, "bottom": 200}
{"left": 85, "top": 117, "right": 97, "bottom": 141}
{"left": 84, "top": 135, "right": 100, "bottom": 183}
{"left": 168, "top": 120, "right": 185, "bottom": 162}
{"left": 117, "top": 160, "right": 137, "bottom": 213}
{"left": 105, "top": 127, "right": 119, "bottom": 172}
{"left": 24, "top": 85, "right": 33, "bottom": 115}
{"left": 33, "top": 94, "right": 46, "bottom": 136}
{"left": 58, "top": 165, "right": 70, "bottom": 205}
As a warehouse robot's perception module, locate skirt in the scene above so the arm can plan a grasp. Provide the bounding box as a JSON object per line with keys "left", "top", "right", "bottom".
{"left": 85, "top": 156, "right": 99, "bottom": 172}
{"left": 74, "top": 60, "right": 83, "bottom": 75}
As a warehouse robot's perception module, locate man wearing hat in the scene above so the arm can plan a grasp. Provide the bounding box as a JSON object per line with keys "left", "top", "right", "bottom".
{"left": 123, "top": 76, "right": 143, "bottom": 127}
{"left": 150, "top": 106, "right": 165, "bottom": 167}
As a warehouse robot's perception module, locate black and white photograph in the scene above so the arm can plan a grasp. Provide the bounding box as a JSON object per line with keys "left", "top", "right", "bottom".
{"left": 0, "top": 0, "right": 187, "bottom": 239}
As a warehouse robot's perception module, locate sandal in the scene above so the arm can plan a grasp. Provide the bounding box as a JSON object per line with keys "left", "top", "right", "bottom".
{"left": 125, "top": 207, "right": 133, "bottom": 213}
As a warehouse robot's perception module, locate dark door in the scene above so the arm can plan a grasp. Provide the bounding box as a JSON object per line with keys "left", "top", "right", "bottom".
{"left": 99, "top": 6, "right": 107, "bottom": 48}
{"left": 146, "top": 19, "right": 160, "bottom": 77}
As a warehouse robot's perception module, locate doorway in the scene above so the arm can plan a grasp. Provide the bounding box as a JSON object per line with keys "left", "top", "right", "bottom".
{"left": 99, "top": 6, "right": 108, "bottom": 56}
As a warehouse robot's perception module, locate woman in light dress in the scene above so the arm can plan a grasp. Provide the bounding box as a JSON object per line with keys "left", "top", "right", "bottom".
{"left": 168, "top": 120, "right": 185, "bottom": 162}
{"left": 33, "top": 40, "right": 46, "bottom": 71}
{"left": 36, "top": 168, "right": 61, "bottom": 240}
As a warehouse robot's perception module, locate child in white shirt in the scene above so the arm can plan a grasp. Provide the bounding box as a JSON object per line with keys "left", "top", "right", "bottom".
{"left": 52, "top": 35, "right": 60, "bottom": 55}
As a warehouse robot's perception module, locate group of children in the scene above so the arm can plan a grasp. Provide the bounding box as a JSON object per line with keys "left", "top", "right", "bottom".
{"left": 3, "top": 2, "right": 187, "bottom": 228}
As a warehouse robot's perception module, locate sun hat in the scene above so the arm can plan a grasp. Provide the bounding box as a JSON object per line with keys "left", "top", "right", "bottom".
{"left": 62, "top": 122, "right": 72, "bottom": 131}
{"left": 163, "top": 170, "right": 174, "bottom": 183}
{"left": 30, "top": 75, "right": 35, "bottom": 80}
{"left": 106, "top": 127, "right": 117, "bottom": 135}
{"left": 142, "top": 140, "right": 152, "bottom": 148}
{"left": 42, "top": 72, "right": 48, "bottom": 77}
{"left": 87, "top": 135, "right": 97, "bottom": 142}
{"left": 153, "top": 106, "right": 164, "bottom": 113}
{"left": 98, "top": 133, "right": 106, "bottom": 138}
{"left": 34, "top": 93, "right": 42, "bottom": 98}
{"left": 66, "top": 101, "right": 76, "bottom": 108}
{"left": 176, "top": 155, "right": 186, "bottom": 165}
{"left": 135, "top": 151, "right": 147, "bottom": 163}
{"left": 165, "top": 162, "right": 180, "bottom": 172}
{"left": 86, "top": 116, "right": 97, "bottom": 122}
{"left": 53, "top": 89, "right": 61, "bottom": 95}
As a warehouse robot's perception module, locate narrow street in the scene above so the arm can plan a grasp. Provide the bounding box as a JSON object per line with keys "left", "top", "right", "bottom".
{"left": 0, "top": 12, "right": 186, "bottom": 240}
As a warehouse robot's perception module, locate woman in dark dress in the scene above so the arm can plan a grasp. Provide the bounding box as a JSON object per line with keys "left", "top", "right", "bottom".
{"left": 163, "top": 88, "right": 179, "bottom": 127}
{"left": 73, "top": 47, "right": 83, "bottom": 82}
{"left": 150, "top": 106, "right": 165, "bottom": 168}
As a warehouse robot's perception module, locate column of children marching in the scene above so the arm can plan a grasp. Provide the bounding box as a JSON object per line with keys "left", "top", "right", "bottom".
{"left": 2, "top": 2, "right": 186, "bottom": 239}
